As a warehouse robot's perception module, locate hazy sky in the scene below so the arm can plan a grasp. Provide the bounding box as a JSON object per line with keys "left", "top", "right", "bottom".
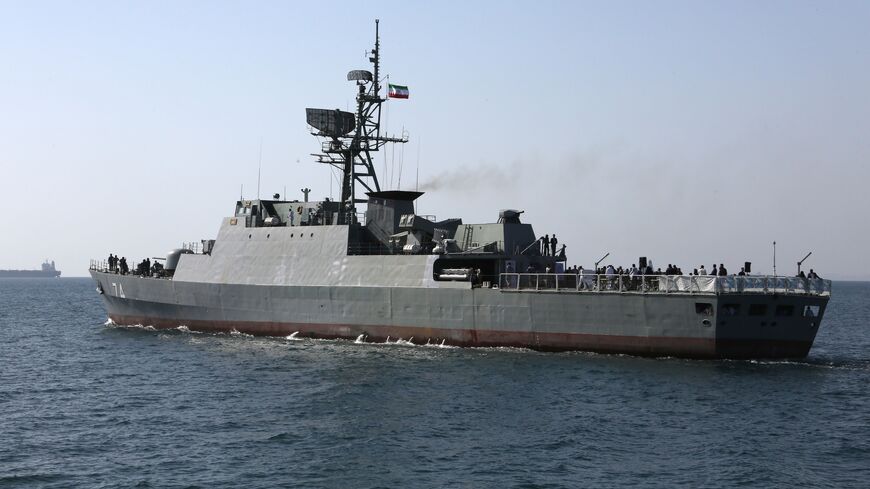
{"left": 2, "top": 1, "right": 869, "bottom": 279}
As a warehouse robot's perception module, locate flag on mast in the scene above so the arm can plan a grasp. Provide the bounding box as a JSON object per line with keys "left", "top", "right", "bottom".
{"left": 388, "top": 84, "right": 409, "bottom": 99}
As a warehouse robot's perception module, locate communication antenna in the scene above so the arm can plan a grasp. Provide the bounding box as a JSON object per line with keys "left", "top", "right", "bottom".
{"left": 773, "top": 241, "right": 777, "bottom": 277}
{"left": 257, "top": 138, "right": 263, "bottom": 200}
{"left": 797, "top": 251, "right": 812, "bottom": 276}
{"left": 415, "top": 137, "right": 421, "bottom": 214}
{"left": 305, "top": 19, "right": 409, "bottom": 224}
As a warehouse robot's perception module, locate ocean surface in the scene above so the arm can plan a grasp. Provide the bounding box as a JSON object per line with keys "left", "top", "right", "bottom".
{"left": 1, "top": 278, "right": 868, "bottom": 488}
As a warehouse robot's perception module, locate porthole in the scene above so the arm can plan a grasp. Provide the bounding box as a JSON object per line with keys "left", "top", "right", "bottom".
{"left": 248, "top": 234, "right": 252, "bottom": 239}
{"left": 291, "top": 233, "right": 294, "bottom": 237}
{"left": 310, "top": 233, "right": 314, "bottom": 237}
{"left": 267, "top": 234, "right": 270, "bottom": 239}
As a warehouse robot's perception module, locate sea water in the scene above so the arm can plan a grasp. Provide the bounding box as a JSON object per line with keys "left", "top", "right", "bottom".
{"left": 1, "top": 278, "right": 868, "bottom": 488}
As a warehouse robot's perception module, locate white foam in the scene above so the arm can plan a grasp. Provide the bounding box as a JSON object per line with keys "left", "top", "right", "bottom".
{"left": 229, "top": 328, "right": 253, "bottom": 337}
{"left": 286, "top": 331, "right": 302, "bottom": 341}
{"left": 354, "top": 334, "right": 367, "bottom": 344}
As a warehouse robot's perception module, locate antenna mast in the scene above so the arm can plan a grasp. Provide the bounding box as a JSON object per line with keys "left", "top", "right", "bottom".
{"left": 306, "top": 20, "right": 408, "bottom": 224}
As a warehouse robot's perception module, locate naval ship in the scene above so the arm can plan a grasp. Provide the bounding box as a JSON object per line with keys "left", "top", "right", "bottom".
{"left": 1, "top": 261, "right": 61, "bottom": 278}
{"left": 90, "top": 22, "right": 831, "bottom": 359}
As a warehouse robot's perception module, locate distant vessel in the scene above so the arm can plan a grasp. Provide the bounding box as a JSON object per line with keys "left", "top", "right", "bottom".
{"left": 0, "top": 260, "right": 62, "bottom": 278}
{"left": 89, "top": 21, "right": 831, "bottom": 359}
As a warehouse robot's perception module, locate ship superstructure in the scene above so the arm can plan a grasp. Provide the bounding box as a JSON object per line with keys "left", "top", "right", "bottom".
{"left": 89, "top": 22, "right": 831, "bottom": 358}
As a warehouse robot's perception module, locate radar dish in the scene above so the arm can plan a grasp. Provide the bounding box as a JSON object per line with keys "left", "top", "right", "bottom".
{"left": 306, "top": 108, "right": 356, "bottom": 137}
{"left": 347, "top": 70, "right": 373, "bottom": 81}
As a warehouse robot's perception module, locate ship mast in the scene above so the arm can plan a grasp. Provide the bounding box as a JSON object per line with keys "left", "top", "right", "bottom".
{"left": 307, "top": 19, "right": 408, "bottom": 224}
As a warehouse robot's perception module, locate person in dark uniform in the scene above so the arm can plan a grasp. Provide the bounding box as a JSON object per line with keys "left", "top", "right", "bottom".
{"left": 550, "top": 234, "right": 558, "bottom": 257}
{"left": 542, "top": 234, "right": 550, "bottom": 256}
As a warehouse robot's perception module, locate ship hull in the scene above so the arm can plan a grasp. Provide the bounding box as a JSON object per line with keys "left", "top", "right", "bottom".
{"left": 0, "top": 270, "right": 61, "bottom": 278}
{"left": 91, "top": 271, "right": 827, "bottom": 359}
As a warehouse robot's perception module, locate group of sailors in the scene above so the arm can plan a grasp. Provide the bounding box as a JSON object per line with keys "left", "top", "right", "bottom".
{"left": 558, "top": 263, "right": 752, "bottom": 278}
{"left": 107, "top": 253, "right": 163, "bottom": 277}
{"left": 798, "top": 269, "right": 821, "bottom": 279}
{"left": 538, "top": 235, "right": 566, "bottom": 259}
{"left": 107, "top": 254, "right": 128, "bottom": 275}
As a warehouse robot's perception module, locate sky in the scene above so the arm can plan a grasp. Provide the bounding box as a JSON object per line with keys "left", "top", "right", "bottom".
{"left": 1, "top": 0, "right": 869, "bottom": 279}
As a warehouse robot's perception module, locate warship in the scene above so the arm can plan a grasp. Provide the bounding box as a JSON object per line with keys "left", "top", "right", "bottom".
{"left": 90, "top": 21, "right": 831, "bottom": 359}
{"left": 1, "top": 260, "right": 61, "bottom": 278}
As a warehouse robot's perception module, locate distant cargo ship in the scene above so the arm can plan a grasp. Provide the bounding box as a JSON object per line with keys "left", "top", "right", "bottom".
{"left": 0, "top": 261, "right": 62, "bottom": 278}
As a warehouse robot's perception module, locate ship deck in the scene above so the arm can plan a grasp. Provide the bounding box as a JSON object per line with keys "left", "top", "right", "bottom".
{"left": 497, "top": 273, "right": 831, "bottom": 297}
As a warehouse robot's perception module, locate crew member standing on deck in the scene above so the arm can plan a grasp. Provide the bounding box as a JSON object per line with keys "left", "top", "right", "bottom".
{"left": 550, "top": 234, "right": 558, "bottom": 257}
{"left": 543, "top": 235, "right": 550, "bottom": 256}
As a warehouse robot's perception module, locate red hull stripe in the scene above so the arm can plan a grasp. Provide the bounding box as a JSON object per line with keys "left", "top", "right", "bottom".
{"left": 108, "top": 315, "right": 812, "bottom": 359}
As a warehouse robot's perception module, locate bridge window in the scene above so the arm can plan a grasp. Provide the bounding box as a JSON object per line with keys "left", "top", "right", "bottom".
{"left": 749, "top": 304, "right": 767, "bottom": 316}
{"left": 775, "top": 305, "right": 794, "bottom": 317}
{"left": 722, "top": 304, "right": 740, "bottom": 316}
{"left": 803, "top": 305, "right": 820, "bottom": 317}
{"left": 695, "top": 303, "right": 713, "bottom": 316}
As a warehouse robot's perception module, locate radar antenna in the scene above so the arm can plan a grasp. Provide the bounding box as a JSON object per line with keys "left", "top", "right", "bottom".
{"left": 306, "top": 19, "right": 408, "bottom": 224}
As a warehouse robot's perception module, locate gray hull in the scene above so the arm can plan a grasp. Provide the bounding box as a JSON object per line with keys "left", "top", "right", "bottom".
{"left": 91, "top": 270, "right": 828, "bottom": 358}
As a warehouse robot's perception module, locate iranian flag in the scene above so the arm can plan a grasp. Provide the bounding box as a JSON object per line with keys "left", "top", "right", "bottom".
{"left": 388, "top": 84, "right": 409, "bottom": 99}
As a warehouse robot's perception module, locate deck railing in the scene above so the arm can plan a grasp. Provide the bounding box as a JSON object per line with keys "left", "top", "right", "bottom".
{"left": 498, "top": 273, "right": 831, "bottom": 296}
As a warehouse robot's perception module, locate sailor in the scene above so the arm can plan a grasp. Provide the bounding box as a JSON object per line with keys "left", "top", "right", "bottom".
{"left": 798, "top": 270, "right": 807, "bottom": 279}
{"left": 108, "top": 253, "right": 114, "bottom": 271}
{"left": 145, "top": 258, "right": 151, "bottom": 276}
{"left": 711, "top": 264, "right": 718, "bottom": 276}
{"left": 542, "top": 235, "right": 550, "bottom": 256}
{"left": 718, "top": 263, "right": 727, "bottom": 276}
{"left": 550, "top": 234, "right": 558, "bottom": 257}
{"left": 558, "top": 244, "right": 566, "bottom": 260}
{"left": 738, "top": 267, "right": 746, "bottom": 276}
{"left": 698, "top": 265, "right": 707, "bottom": 275}
{"left": 808, "top": 269, "right": 820, "bottom": 279}
{"left": 504, "top": 262, "right": 516, "bottom": 288}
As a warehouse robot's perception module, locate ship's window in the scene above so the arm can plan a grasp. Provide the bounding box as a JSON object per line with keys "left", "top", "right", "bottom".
{"left": 722, "top": 304, "right": 740, "bottom": 316}
{"left": 775, "top": 305, "right": 794, "bottom": 317}
{"left": 749, "top": 304, "right": 767, "bottom": 316}
{"left": 695, "top": 303, "right": 713, "bottom": 316}
{"left": 803, "top": 305, "right": 820, "bottom": 317}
